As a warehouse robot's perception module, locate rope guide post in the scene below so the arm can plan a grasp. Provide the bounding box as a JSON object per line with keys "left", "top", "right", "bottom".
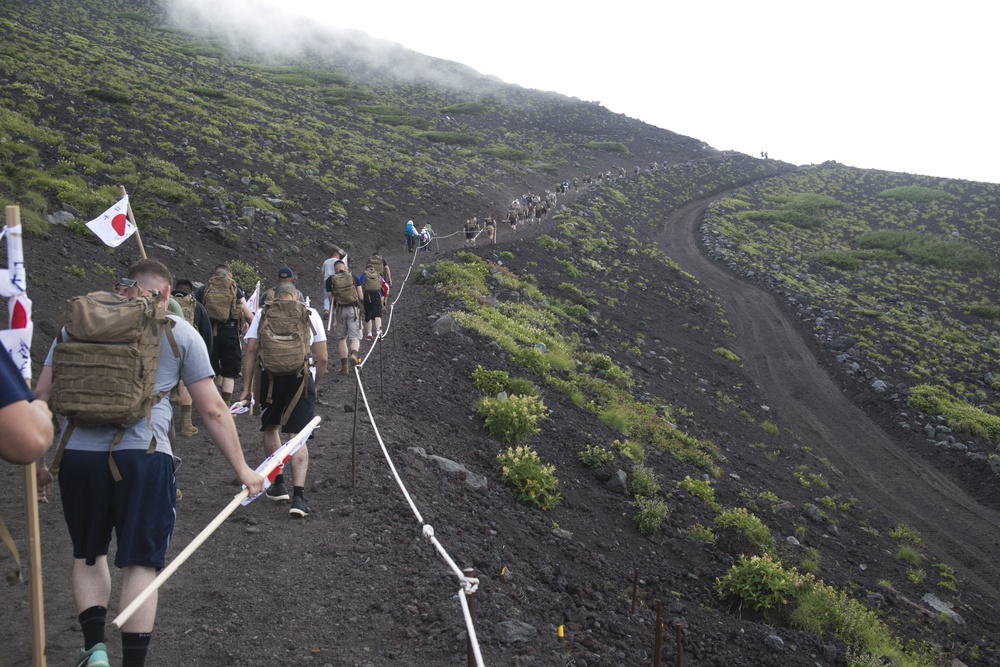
{"left": 379, "top": 330, "right": 384, "bottom": 401}
{"left": 351, "top": 369, "right": 359, "bottom": 491}
{"left": 653, "top": 600, "right": 664, "bottom": 667}
{"left": 464, "top": 567, "right": 477, "bottom": 667}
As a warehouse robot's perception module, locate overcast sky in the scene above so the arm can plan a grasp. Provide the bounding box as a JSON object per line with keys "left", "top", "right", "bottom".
{"left": 185, "top": 1, "right": 1000, "bottom": 185}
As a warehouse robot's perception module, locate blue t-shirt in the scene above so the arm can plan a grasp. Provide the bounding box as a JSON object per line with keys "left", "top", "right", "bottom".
{"left": 0, "top": 349, "right": 33, "bottom": 409}
{"left": 45, "top": 315, "right": 213, "bottom": 456}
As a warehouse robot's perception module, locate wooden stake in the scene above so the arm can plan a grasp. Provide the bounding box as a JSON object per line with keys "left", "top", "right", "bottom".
{"left": 111, "top": 417, "right": 320, "bottom": 630}
{"left": 118, "top": 185, "right": 146, "bottom": 259}
{"left": 652, "top": 601, "right": 664, "bottom": 667}
{"left": 6, "top": 206, "right": 46, "bottom": 667}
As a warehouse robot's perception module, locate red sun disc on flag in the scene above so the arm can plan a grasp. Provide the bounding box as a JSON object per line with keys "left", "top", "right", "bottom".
{"left": 11, "top": 299, "right": 28, "bottom": 329}
{"left": 111, "top": 213, "right": 128, "bottom": 236}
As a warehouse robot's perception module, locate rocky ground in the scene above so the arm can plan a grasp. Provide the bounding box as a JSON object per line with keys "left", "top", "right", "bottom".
{"left": 3, "top": 171, "right": 1000, "bottom": 666}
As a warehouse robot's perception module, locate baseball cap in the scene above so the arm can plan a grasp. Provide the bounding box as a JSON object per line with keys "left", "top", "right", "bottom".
{"left": 277, "top": 266, "right": 294, "bottom": 279}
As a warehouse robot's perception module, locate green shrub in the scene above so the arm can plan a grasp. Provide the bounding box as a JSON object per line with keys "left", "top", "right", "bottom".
{"left": 895, "top": 545, "right": 921, "bottom": 565}
{"left": 712, "top": 347, "right": 740, "bottom": 362}
{"left": 634, "top": 496, "right": 669, "bottom": 534}
{"left": 687, "top": 523, "right": 715, "bottom": 543}
{"left": 227, "top": 259, "right": 261, "bottom": 293}
{"left": 506, "top": 377, "right": 540, "bottom": 397}
{"left": 510, "top": 347, "right": 550, "bottom": 377}
{"left": 483, "top": 145, "right": 529, "bottom": 161}
{"left": 678, "top": 476, "right": 720, "bottom": 509}
{"left": 83, "top": 87, "right": 133, "bottom": 104}
{"left": 577, "top": 444, "right": 614, "bottom": 468}
{"left": 477, "top": 395, "right": 547, "bottom": 443}
{"left": 876, "top": 185, "right": 955, "bottom": 202}
{"left": 856, "top": 230, "right": 990, "bottom": 272}
{"left": 497, "top": 445, "right": 561, "bottom": 510}
{"left": 627, "top": 464, "right": 660, "bottom": 498}
{"left": 965, "top": 304, "right": 1000, "bottom": 321}
{"left": 888, "top": 523, "right": 924, "bottom": 548}
{"left": 760, "top": 420, "right": 779, "bottom": 435}
{"left": 715, "top": 553, "right": 797, "bottom": 612}
{"left": 909, "top": 384, "right": 1000, "bottom": 439}
{"left": 419, "top": 131, "right": 477, "bottom": 146}
{"left": 611, "top": 438, "right": 645, "bottom": 463}
{"left": 471, "top": 365, "right": 509, "bottom": 395}
{"left": 713, "top": 507, "right": 773, "bottom": 556}
{"left": 809, "top": 251, "right": 861, "bottom": 270}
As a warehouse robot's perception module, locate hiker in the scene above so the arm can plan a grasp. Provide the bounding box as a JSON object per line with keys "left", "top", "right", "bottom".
{"left": 262, "top": 266, "right": 304, "bottom": 306}
{"left": 172, "top": 278, "right": 214, "bottom": 436}
{"left": 0, "top": 349, "right": 53, "bottom": 464}
{"left": 419, "top": 223, "right": 434, "bottom": 252}
{"left": 360, "top": 261, "right": 386, "bottom": 340}
{"left": 464, "top": 218, "right": 478, "bottom": 246}
{"left": 194, "top": 264, "right": 254, "bottom": 406}
{"left": 33, "top": 258, "right": 264, "bottom": 667}
{"left": 368, "top": 252, "right": 392, "bottom": 290}
{"left": 507, "top": 208, "right": 518, "bottom": 234}
{"left": 239, "top": 282, "right": 327, "bottom": 517}
{"left": 324, "top": 259, "right": 363, "bottom": 375}
{"left": 484, "top": 217, "right": 496, "bottom": 244}
{"left": 320, "top": 246, "right": 348, "bottom": 315}
{"left": 404, "top": 219, "right": 418, "bottom": 253}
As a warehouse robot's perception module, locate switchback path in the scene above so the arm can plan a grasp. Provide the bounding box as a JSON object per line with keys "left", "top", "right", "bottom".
{"left": 661, "top": 195, "right": 1000, "bottom": 601}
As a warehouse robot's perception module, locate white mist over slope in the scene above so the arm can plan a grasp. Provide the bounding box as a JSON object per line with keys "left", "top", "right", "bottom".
{"left": 167, "top": 0, "right": 1000, "bottom": 184}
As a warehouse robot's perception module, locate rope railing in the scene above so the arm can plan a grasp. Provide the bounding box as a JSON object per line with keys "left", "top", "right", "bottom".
{"left": 349, "top": 243, "right": 485, "bottom": 666}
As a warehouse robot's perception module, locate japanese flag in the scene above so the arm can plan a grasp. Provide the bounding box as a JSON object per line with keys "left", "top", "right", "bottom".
{"left": 86, "top": 195, "right": 136, "bottom": 248}
{"left": 245, "top": 281, "right": 261, "bottom": 314}
{"left": 0, "top": 294, "right": 33, "bottom": 381}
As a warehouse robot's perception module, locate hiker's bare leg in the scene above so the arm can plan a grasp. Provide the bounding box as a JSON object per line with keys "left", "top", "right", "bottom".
{"left": 221, "top": 377, "right": 235, "bottom": 395}
{"left": 73, "top": 556, "right": 111, "bottom": 614}
{"left": 338, "top": 338, "right": 348, "bottom": 361}
{"left": 119, "top": 565, "right": 157, "bottom": 633}
{"left": 263, "top": 424, "right": 281, "bottom": 457}
{"left": 290, "top": 444, "right": 308, "bottom": 487}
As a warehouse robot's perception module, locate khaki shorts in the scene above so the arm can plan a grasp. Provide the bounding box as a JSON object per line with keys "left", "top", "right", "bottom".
{"left": 333, "top": 305, "right": 362, "bottom": 341}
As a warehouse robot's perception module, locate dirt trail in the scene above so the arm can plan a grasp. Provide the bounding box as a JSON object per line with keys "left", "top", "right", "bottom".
{"left": 662, "top": 196, "right": 1000, "bottom": 600}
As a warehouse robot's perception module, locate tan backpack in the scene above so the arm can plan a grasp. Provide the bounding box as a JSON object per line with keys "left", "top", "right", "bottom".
{"left": 330, "top": 271, "right": 359, "bottom": 306}
{"left": 202, "top": 273, "right": 241, "bottom": 323}
{"left": 254, "top": 299, "right": 315, "bottom": 425}
{"left": 50, "top": 291, "right": 180, "bottom": 480}
{"left": 362, "top": 264, "right": 381, "bottom": 293}
{"left": 174, "top": 293, "right": 197, "bottom": 325}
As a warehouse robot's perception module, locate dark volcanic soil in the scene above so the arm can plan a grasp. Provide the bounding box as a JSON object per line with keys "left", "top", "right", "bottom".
{"left": 4, "top": 179, "right": 1000, "bottom": 667}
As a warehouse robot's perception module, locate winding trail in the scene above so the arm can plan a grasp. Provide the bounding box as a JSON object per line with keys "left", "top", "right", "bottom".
{"left": 662, "top": 195, "right": 1000, "bottom": 600}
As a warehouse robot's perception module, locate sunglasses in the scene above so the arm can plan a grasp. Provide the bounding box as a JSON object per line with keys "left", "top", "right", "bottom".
{"left": 116, "top": 278, "right": 137, "bottom": 289}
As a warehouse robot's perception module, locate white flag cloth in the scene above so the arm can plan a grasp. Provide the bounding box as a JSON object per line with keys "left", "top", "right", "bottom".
{"left": 0, "top": 224, "right": 26, "bottom": 297}
{"left": 86, "top": 195, "right": 136, "bottom": 248}
{"left": 245, "top": 281, "right": 261, "bottom": 314}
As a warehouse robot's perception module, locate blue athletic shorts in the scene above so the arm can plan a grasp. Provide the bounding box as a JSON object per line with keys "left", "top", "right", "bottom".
{"left": 59, "top": 449, "right": 177, "bottom": 569}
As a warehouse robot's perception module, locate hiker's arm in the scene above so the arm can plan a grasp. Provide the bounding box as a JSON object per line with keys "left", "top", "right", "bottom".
{"left": 239, "top": 339, "right": 259, "bottom": 403}
{"left": 355, "top": 285, "right": 364, "bottom": 302}
{"left": 188, "top": 377, "right": 263, "bottom": 494}
{"left": 0, "top": 397, "right": 53, "bottom": 465}
{"left": 239, "top": 298, "right": 253, "bottom": 330}
{"left": 312, "top": 340, "right": 328, "bottom": 390}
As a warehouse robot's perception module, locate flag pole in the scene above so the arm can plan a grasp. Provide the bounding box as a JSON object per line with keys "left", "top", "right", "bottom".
{"left": 6, "top": 206, "right": 46, "bottom": 667}
{"left": 111, "top": 416, "right": 321, "bottom": 630}
{"left": 118, "top": 185, "right": 147, "bottom": 259}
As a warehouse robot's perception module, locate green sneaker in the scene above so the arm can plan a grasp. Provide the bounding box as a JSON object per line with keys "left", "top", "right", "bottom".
{"left": 76, "top": 642, "right": 110, "bottom": 667}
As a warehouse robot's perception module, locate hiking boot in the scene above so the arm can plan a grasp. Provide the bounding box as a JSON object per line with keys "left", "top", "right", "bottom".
{"left": 349, "top": 353, "right": 362, "bottom": 368}
{"left": 339, "top": 359, "right": 350, "bottom": 376}
{"left": 289, "top": 495, "right": 311, "bottom": 518}
{"left": 180, "top": 423, "right": 198, "bottom": 437}
{"left": 266, "top": 481, "right": 290, "bottom": 502}
{"left": 76, "top": 643, "right": 110, "bottom": 667}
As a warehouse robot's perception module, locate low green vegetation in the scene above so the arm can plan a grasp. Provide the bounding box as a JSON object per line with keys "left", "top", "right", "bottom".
{"left": 634, "top": 495, "right": 669, "bottom": 534}
{"left": 716, "top": 554, "right": 942, "bottom": 666}
{"left": 577, "top": 444, "right": 614, "bottom": 468}
{"left": 713, "top": 507, "right": 773, "bottom": 556}
{"left": 476, "top": 394, "right": 547, "bottom": 443}
{"left": 496, "top": 445, "right": 561, "bottom": 510}
{"left": 909, "top": 385, "right": 1000, "bottom": 439}
{"left": 712, "top": 347, "right": 740, "bottom": 362}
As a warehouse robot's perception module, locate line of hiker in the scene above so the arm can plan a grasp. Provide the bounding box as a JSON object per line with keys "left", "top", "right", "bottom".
{"left": 16, "top": 244, "right": 399, "bottom": 667}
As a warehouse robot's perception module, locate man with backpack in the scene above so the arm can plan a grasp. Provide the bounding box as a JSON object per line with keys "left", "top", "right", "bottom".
{"left": 261, "top": 266, "right": 304, "bottom": 307}
{"left": 195, "top": 264, "right": 254, "bottom": 406}
{"left": 320, "top": 246, "right": 348, "bottom": 315}
{"left": 368, "top": 252, "right": 392, "bottom": 289}
{"left": 33, "top": 258, "right": 265, "bottom": 667}
{"left": 404, "top": 219, "right": 418, "bottom": 253}
{"left": 360, "top": 261, "right": 386, "bottom": 341}
{"left": 324, "top": 259, "right": 363, "bottom": 375}
{"left": 239, "top": 282, "right": 327, "bottom": 517}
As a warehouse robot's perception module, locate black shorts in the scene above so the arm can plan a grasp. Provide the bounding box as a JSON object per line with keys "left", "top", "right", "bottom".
{"left": 363, "top": 291, "right": 383, "bottom": 320}
{"left": 59, "top": 449, "right": 176, "bottom": 568}
{"left": 211, "top": 323, "right": 242, "bottom": 378}
{"left": 465, "top": 230, "right": 475, "bottom": 239}
{"left": 259, "top": 371, "right": 316, "bottom": 433}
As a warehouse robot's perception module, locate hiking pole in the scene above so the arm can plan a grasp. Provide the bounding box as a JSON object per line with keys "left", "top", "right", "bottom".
{"left": 6, "top": 206, "right": 46, "bottom": 666}
{"left": 326, "top": 305, "right": 334, "bottom": 332}
{"left": 118, "top": 185, "right": 147, "bottom": 259}
{"left": 379, "top": 334, "right": 384, "bottom": 401}
{"left": 111, "top": 416, "right": 320, "bottom": 630}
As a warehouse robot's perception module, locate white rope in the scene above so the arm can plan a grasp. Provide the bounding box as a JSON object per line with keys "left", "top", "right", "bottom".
{"left": 458, "top": 585, "right": 486, "bottom": 667}
{"left": 347, "top": 242, "right": 484, "bottom": 664}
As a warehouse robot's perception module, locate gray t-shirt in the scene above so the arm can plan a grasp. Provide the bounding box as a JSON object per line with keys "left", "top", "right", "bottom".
{"left": 45, "top": 315, "right": 213, "bottom": 456}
